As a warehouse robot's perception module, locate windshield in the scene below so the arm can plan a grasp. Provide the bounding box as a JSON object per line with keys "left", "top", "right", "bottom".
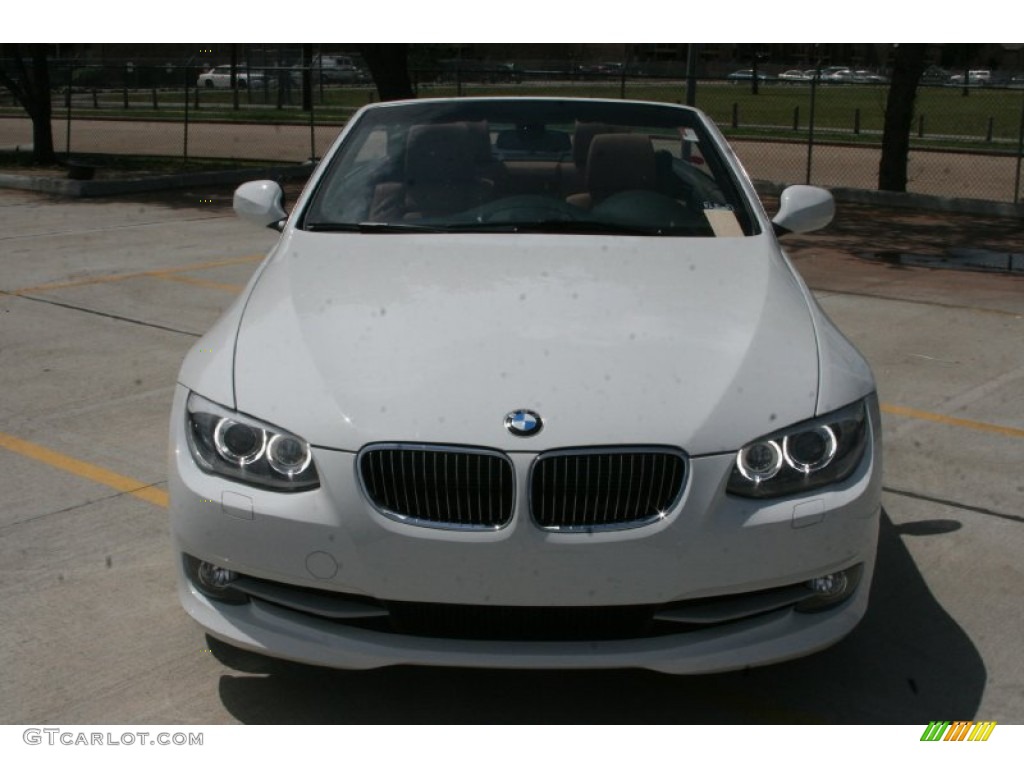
{"left": 303, "top": 99, "right": 758, "bottom": 237}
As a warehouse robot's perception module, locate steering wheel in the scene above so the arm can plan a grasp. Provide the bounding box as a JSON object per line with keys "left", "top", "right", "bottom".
{"left": 467, "top": 195, "right": 584, "bottom": 223}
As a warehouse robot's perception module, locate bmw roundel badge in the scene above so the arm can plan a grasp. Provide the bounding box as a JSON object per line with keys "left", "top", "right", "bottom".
{"left": 505, "top": 409, "right": 543, "bottom": 437}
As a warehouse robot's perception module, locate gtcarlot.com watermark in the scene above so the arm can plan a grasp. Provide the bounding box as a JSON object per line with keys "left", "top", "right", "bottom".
{"left": 23, "top": 728, "right": 203, "bottom": 747}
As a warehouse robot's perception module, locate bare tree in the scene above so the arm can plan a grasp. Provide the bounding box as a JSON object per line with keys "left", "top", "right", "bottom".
{"left": 358, "top": 44, "right": 415, "bottom": 102}
{"left": 0, "top": 43, "right": 56, "bottom": 164}
{"left": 878, "top": 43, "right": 928, "bottom": 192}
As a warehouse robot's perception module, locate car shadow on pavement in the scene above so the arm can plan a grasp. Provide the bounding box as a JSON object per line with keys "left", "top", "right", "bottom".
{"left": 211, "top": 509, "right": 984, "bottom": 724}
{"left": 781, "top": 201, "right": 1024, "bottom": 260}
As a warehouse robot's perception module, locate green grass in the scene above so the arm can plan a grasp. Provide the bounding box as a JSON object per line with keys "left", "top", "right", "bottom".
{"left": 689, "top": 83, "right": 1024, "bottom": 143}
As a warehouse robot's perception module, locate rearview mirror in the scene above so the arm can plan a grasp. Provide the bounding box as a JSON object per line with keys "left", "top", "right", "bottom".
{"left": 771, "top": 185, "right": 834, "bottom": 236}
{"left": 234, "top": 180, "right": 287, "bottom": 230}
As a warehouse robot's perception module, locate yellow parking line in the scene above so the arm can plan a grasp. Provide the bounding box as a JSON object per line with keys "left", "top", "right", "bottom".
{"left": 0, "top": 431, "right": 168, "bottom": 509}
{"left": 881, "top": 403, "right": 1024, "bottom": 439}
{"left": 154, "top": 273, "right": 243, "bottom": 293}
{"left": 13, "top": 254, "right": 262, "bottom": 296}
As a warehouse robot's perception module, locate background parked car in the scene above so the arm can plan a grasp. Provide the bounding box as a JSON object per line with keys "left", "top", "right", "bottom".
{"left": 949, "top": 70, "right": 991, "bottom": 86}
{"left": 575, "top": 62, "right": 624, "bottom": 79}
{"left": 196, "top": 65, "right": 264, "bottom": 89}
{"left": 852, "top": 70, "right": 888, "bottom": 84}
{"left": 726, "top": 69, "right": 769, "bottom": 82}
{"left": 819, "top": 66, "right": 855, "bottom": 83}
{"left": 778, "top": 69, "right": 811, "bottom": 82}
{"left": 310, "top": 55, "right": 369, "bottom": 85}
{"left": 921, "top": 65, "right": 952, "bottom": 85}
{"left": 436, "top": 59, "right": 523, "bottom": 83}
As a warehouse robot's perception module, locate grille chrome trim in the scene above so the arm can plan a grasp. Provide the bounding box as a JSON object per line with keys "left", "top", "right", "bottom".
{"left": 529, "top": 446, "right": 687, "bottom": 532}
{"left": 357, "top": 443, "right": 515, "bottom": 530}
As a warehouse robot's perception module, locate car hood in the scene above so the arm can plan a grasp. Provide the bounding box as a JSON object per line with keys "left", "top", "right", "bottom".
{"left": 233, "top": 232, "right": 820, "bottom": 454}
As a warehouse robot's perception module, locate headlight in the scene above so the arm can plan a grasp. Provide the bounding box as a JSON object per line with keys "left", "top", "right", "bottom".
{"left": 726, "top": 399, "right": 868, "bottom": 498}
{"left": 185, "top": 392, "right": 319, "bottom": 492}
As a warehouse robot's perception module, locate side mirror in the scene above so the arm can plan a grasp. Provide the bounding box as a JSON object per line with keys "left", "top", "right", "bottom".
{"left": 234, "top": 180, "right": 287, "bottom": 230}
{"left": 771, "top": 185, "right": 834, "bottom": 236}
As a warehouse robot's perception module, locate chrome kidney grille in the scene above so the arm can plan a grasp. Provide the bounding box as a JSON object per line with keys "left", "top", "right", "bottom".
{"left": 358, "top": 445, "right": 515, "bottom": 529}
{"left": 358, "top": 445, "right": 686, "bottom": 531}
{"left": 530, "top": 448, "right": 687, "bottom": 531}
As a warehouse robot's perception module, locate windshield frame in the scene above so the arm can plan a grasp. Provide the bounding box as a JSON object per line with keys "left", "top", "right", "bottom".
{"left": 299, "top": 98, "right": 762, "bottom": 238}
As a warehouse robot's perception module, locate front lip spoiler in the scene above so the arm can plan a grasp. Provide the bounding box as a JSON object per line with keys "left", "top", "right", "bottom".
{"left": 182, "top": 573, "right": 872, "bottom": 674}
{"left": 188, "top": 558, "right": 858, "bottom": 641}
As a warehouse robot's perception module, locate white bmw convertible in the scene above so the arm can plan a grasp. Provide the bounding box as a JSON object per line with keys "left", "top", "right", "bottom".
{"left": 169, "top": 97, "right": 882, "bottom": 673}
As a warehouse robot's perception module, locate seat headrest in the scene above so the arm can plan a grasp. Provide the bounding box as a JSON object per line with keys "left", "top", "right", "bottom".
{"left": 406, "top": 124, "right": 476, "bottom": 183}
{"left": 585, "top": 134, "right": 657, "bottom": 200}
{"left": 572, "top": 122, "right": 616, "bottom": 167}
{"left": 462, "top": 120, "right": 494, "bottom": 164}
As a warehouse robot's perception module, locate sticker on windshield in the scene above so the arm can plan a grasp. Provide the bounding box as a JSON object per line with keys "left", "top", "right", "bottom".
{"left": 703, "top": 206, "right": 743, "bottom": 237}
{"left": 681, "top": 128, "right": 699, "bottom": 142}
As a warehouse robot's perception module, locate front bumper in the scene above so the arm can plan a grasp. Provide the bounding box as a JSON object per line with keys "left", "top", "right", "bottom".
{"left": 169, "top": 385, "right": 882, "bottom": 673}
{"left": 177, "top": 567, "right": 873, "bottom": 674}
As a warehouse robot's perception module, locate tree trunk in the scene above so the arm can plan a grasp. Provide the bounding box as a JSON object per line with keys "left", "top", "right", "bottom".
{"left": 301, "top": 43, "right": 313, "bottom": 112}
{"left": 878, "top": 44, "right": 928, "bottom": 192}
{"left": 230, "top": 43, "right": 239, "bottom": 111}
{"left": 0, "top": 44, "right": 56, "bottom": 164}
{"left": 358, "top": 44, "right": 415, "bottom": 101}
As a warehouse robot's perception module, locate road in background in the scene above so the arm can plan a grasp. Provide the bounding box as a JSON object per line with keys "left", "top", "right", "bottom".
{"left": 0, "top": 185, "right": 1021, "bottom": 723}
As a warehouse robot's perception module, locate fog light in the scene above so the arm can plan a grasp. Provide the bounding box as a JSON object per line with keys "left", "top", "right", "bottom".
{"left": 184, "top": 555, "right": 247, "bottom": 604}
{"left": 198, "top": 561, "right": 238, "bottom": 590}
{"left": 795, "top": 564, "right": 862, "bottom": 613}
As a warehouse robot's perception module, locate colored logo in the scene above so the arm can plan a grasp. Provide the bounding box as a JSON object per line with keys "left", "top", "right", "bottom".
{"left": 920, "top": 721, "right": 996, "bottom": 742}
{"left": 505, "top": 409, "right": 543, "bottom": 437}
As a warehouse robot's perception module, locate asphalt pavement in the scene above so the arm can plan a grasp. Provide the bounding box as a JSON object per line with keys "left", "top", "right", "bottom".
{"left": 0, "top": 183, "right": 1021, "bottom": 725}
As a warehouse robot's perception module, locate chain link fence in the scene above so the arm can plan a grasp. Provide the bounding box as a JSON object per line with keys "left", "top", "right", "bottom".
{"left": 2, "top": 60, "right": 1023, "bottom": 204}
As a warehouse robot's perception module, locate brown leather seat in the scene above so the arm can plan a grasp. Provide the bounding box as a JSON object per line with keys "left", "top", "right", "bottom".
{"left": 369, "top": 123, "right": 493, "bottom": 220}
{"left": 566, "top": 133, "right": 657, "bottom": 209}
{"left": 464, "top": 119, "right": 507, "bottom": 189}
{"left": 558, "top": 122, "right": 618, "bottom": 196}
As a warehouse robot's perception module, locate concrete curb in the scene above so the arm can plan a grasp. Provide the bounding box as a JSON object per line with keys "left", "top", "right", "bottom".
{"left": 0, "top": 163, "right": 315, "bottom": 198}
{"left": 754, "top": 180, "right": 1024, "bottom": 219}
